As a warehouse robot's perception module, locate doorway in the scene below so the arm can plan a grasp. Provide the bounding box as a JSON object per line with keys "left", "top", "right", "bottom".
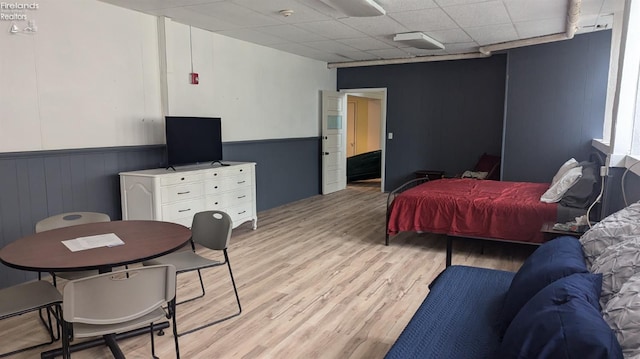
{"left": 342, "top": 88, "right": 387, "bottom": 192}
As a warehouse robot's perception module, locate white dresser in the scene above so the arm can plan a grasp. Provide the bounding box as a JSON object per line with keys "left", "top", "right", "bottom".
{"left": 119, "top": 162, "right": 257, "bottom": 229}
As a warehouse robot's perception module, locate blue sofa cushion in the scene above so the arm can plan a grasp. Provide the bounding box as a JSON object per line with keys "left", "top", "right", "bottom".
{"left": 497, "top": 272, "right": 622, "bottom": 358}
{"left": 498, "top": 236, "right": 588, "bottom": 334}
{"left": 385, "top": 265, "right": 514, "bottom": 359}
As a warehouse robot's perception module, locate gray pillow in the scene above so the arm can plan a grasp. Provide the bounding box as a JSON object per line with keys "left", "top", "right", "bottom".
{"left": 560, "top": 161, "right": 599, "bottom": 209}
{"left": 580, "top": 201, "right": 640, "bottom": 267}
{"left": 591, "top": 236, "right": 640, "bottom": 306}
{"left": 603, "top": 273, "right": 640, "bottom": 358}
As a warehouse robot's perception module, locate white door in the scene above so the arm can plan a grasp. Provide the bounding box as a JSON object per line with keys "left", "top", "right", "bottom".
{"left": 322, "top": 90, "right": 347, "bottom": 194}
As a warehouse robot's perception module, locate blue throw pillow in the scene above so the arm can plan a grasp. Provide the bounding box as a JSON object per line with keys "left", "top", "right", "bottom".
{"left": 497, "top": 236, "right": 588, "bottom": 334}
{"left": 497, "top": 273, "right": 622, "bottom": 358}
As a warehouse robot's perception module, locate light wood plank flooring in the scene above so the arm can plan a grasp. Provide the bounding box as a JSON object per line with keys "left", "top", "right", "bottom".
{"left": 0, "top": 181, "right": 535, "bottom": 358}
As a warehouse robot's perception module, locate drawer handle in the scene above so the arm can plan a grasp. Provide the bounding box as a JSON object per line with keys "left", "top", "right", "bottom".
{"left": 214, "top": 186, "right": 218, "bottom": 189}
{"left": 238, "top": 210, "right": 246, "bottom": 215}
{"left": 238, "top": 195, "right": 246, "bottom": 199}
{"left": 214, "top": 202, "right": 219, "bottom": 205}
{"left": 240, "top": 169, "right": 243, "bottom": 172}
{"left": 237, "top": 181, "right": 246, "bottom": 184}
{"left": 178, "top": 208, "right": 191, "bottom": 213}
{"left": 181, "top": 177, "right": 185, "bottom": 181}
{"left": 214, "top": 173, "right": 218, "bottom": 176}
{"left": 177, "top": 191, "right": 190, "bottom": 195}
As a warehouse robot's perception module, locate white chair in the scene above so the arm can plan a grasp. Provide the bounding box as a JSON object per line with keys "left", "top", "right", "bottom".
{"left": 35, "top": 212, "right": 111, "bottom": 286}
{"left": 61, "top": 265, "right": 179, "bottom": 359}
{"left": 0, "top": 281, "right": 62, "bottom": 357}
{"left": 143, "top": 210, "right": 241, "bottom": 336}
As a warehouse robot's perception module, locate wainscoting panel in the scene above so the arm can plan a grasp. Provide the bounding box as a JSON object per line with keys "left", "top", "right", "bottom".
{"left": 0, "top": 137, "right": 321, "bottom": 288}
{"left": 0, "top": 146, "right": 165, "bottom": 288}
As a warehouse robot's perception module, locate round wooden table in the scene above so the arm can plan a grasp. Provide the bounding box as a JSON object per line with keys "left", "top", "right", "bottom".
{"left": 0, "top": 220, "right": 192, "bottom": 273}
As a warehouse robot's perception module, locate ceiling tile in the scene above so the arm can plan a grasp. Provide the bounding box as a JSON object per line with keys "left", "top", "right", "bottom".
{"left": 426, "top": 28, "right": 473, "bottom": 43}
{"left": 403, "top": 47, "right": 448, "bottom": 56}
{"left": 389, "top": 7, "right": 459, "bottom": 31}
{"left": 466, "top": 23, "right": 518, "bottom": 45}
{"left": 258, "top": 24, "right": 327, "bottom": 42}
{"left": 367, "top": 48, "right": 414, "bottom": 59}
{"left": 100, "top": 0, "right": 225, "bottom": 11}
{"left": 504, "top": 0, "right": 568, "bottom": 22}
{"left": 185, "top": 2, "right": 282, "bottom": 28}
{"left": 304, "top": 40, "right": 359, "bottom": 53}
{"left": 434, "top": 0, "right": 489, "bottom": 6}
{"left": 444, "top": 1, "right": 511, "bottom": 28}
{"left": 376, "top": 0, "right": 439, "bottom": 13}
{"left": 295, "top": 20, "right": 366, "bottom": 40}
{"left": 231, "top": 0, "right": 332, "bottom": 23}
{"left": 444, "top": 42, "right": 479, "bottom": 53}
{"left": 217, "top": 29, "right": 288, "bottom": 46}
{"left": 338, "top": 15, "right": 410, "bottom": 37}
{"left": 146, "top": 7, "right": 240, "bottom": 31}
{"left": 337, "top": 37, "right": 394, "bottom": 51}
{"left": 514, "top": 18, "right": 565, "bottom": 38}
{"left": 269, "top": 42, "right": 341, "bottom": 60}
{"left": 339, "top": 51, "right": 381, "bottom": 61}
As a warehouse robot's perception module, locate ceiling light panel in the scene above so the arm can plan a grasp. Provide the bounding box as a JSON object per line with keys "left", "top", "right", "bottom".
{"left": 318, "top": 0, "right": 386, "bottom": 17}
{"left": 393, "top": 32, "right": 445, "bottom": 50}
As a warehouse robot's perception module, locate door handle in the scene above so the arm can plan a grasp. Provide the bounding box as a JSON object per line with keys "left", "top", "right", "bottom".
{"left": 324, "top": 152, "right": 330, "bottom": 155}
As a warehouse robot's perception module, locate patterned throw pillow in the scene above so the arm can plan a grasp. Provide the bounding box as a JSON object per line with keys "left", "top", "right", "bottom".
{"left": 591, "top": 237, "right": 640, "bottom": 306}
{"left": 580, "top": 202, "right": 640, "bottom": 267}
{"left": 604, "top": 273, "right": 640, "bottom": 358}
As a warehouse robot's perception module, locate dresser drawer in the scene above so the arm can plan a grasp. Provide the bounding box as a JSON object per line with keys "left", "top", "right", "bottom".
{"left": 227, "top": 203, "right": 254, "bottom": 227}
{"left": 205, "top": 173, "right": 251, "bottom": 195}
{"left": 162, "top": 199, "right": 205, "bottom": 221}
{"left": 205, "top": 188, "right": 252, "bottom": 210}
{"left": 161, "top": 182, "right": 205, "bottom": 204}
{"left": 160, "top": 173, "right": 205, "bottom": 186}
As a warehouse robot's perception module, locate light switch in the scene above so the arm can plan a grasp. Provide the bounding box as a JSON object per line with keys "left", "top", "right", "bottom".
{"left": 388, "top": 132, "right": 393, "bottom": 140}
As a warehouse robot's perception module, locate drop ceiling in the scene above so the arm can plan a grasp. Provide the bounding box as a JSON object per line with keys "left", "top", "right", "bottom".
{"left": 99, "top": 0, "right": 624, "bottom": 65}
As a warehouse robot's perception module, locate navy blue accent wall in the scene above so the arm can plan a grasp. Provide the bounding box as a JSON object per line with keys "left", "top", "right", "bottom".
{"left": 0, "top": 138, "right": 321, "bottom": 288}
{"left": 338, "top": 56, "right": 507, "bottom": 191}
{"left": 503, "top": 31, "right": 611, "bottom": 182}
{"left": 224, "top": 137, "right": 321, "bottom": 211}
{"left": 0, "top": 145, "right": 165, "bottom": 287}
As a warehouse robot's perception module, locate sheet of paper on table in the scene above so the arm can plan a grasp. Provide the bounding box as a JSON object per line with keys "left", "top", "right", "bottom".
{"left": 62, "top": 233, "right": 125, "bottom": 252}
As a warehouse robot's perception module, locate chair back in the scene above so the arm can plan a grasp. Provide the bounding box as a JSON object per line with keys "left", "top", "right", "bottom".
{"left": 191, "top": 211, "right": 233, "bottom": 250}
{"left": 36, "top": 212, "right": 110, "bottom": 233}
{"left": 62, "top": 265, "right": 176, "bottom": 325}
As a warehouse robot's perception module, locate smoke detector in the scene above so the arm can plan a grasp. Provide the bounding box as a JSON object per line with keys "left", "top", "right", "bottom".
{"left": 279, "top": 9, "right": 294, "bottom": 17}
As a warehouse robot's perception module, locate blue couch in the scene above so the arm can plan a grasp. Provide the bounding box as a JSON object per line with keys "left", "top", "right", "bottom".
{"left": 385, "top": 236, "right": 623, "bottom": 359}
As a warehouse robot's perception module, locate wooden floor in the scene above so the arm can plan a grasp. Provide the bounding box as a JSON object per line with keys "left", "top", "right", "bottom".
{"left": 1, "top": 180, "right": 535, "bottom": 358}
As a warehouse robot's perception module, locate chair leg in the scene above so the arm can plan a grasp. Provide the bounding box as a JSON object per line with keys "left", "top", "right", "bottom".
{"left": 175, "top": 269, "right": 206, "bottom": 306}
{"left": 170, "top": 299, "right": 180, "bottom": 359}
{"left": 150, "top": 323, "right": 158, "bottom": 359}
{"left": 176, "top": 250, "right": 242, "bottom": 337}
{"left": 61, "top": 320, "right": 71, "bottom": 359}
{"left": 224, "top": 250, "right": 242, "bottom": 315}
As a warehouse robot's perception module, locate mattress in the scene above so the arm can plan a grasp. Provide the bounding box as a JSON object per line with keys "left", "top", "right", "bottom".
{"left": 387, "top": 178, "right": 558, "bottom": 243}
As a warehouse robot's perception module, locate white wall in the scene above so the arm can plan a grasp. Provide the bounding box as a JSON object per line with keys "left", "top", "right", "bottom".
{"left": 162, "top": 19, "right": 336, "bottom": 142}
{"left": 0, "top": 0, "right": 163, "bottom": 152}
{"left": 0, "top": 1, "right": 337, "bottom": 153}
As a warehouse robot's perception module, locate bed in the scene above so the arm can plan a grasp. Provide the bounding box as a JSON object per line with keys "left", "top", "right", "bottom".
{"left": 386, "top": 157, "right": 602, "bottom": 265}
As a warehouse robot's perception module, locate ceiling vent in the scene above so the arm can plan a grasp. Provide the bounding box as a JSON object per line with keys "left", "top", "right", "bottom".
{"left": 393, "top": 32, "right": 445, "bottom": 50}
{"left": 319, "top": 0, "right": 386, "bottom": 17}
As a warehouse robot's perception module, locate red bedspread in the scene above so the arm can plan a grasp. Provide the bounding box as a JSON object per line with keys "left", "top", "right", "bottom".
{"left": 387, "top": 178, "right": 557, "bottom": 244}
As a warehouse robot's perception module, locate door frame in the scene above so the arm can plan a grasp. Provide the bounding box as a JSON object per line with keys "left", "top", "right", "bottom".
{"left": 340, "top": 88, "right": 387, "bottom": 192}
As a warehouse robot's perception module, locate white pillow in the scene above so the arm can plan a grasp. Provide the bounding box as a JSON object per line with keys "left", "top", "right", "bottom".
{"left": 580, "top": 201, "right": 640, "bottom": 267}
{"left": 540, "top": 166, "right": 582, "bottom": 203}
{"left": 603, "top": 273, "right": 640, "bottom": 358}
{"left": 551, "top": 158, "right": 579, "bottom": 186}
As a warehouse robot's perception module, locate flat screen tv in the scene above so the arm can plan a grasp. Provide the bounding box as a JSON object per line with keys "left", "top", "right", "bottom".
{"left": 165, "top": 116, "right": 223, "bottom": 168}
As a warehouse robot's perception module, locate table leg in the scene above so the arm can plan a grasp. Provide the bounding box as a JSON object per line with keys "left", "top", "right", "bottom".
{"left": 40, "top": 322, "right": 169, "bottom": 359}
